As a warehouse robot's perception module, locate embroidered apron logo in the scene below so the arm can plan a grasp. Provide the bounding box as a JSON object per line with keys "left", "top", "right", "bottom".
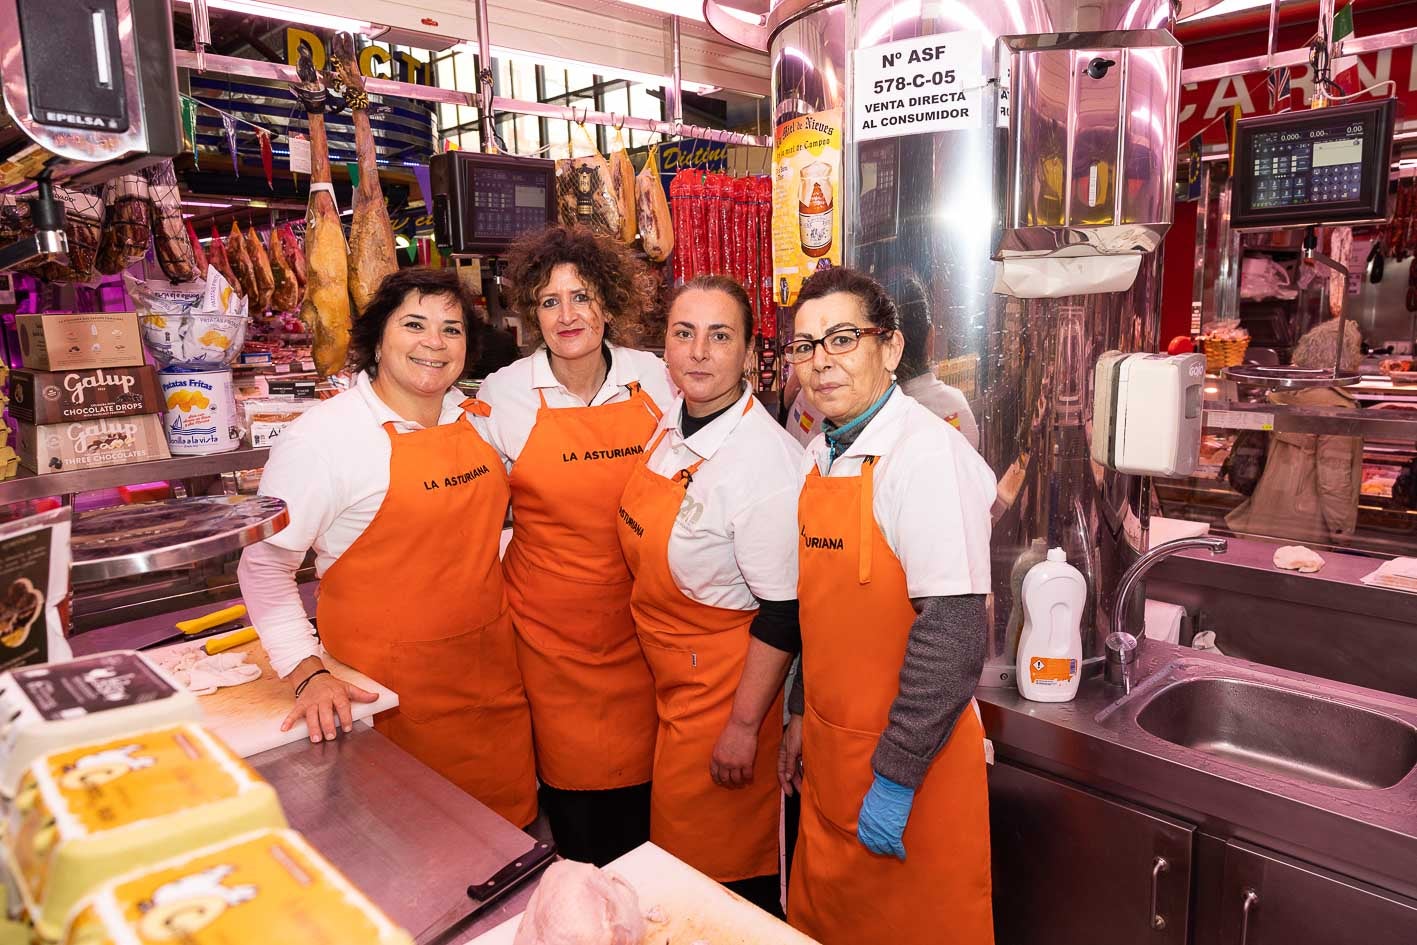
{"left": 618, "top": 506, "right": 645, "bottom": 537}
{"left": 423, "top": 465, "right": 490, "bottom": 490}
{"left": 800, "top": 525, "right": 844, "bottom": 550}
{"left": 562, "top": 444, "right": 647, "bottom": 463}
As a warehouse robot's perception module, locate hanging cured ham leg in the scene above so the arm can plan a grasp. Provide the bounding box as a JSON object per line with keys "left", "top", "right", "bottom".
{"left": 331, "top": 32, "right": 398, "bottom": 316}
{"left": 292, "top": 41, "right": 353, "bottom": 376}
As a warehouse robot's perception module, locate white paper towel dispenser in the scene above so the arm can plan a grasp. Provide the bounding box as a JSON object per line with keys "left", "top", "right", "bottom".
{"left": 1092, "top": 351, "right": 1206, "bottom": 478}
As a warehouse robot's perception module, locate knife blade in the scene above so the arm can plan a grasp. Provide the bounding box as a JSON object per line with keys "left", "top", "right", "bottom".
{"left": 413, "top": 840, "right": 557, "bottom": 945}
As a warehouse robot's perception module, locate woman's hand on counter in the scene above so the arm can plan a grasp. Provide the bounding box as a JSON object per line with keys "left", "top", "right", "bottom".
{"left": 779, "top": 715, "right": 804, "bottom": 797}
{"left": 710, "top": 719, "right": 759, "bottom": 788}
{"left": 281, "top": 656, "right": 380, "bottom": 743}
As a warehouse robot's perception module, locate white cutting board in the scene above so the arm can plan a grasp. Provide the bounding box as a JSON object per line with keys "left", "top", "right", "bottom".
{"left": 149, "top": 633, "right": 398, "bottom": 757}
{"left": 463, "top": 843, "right": 820, "bottom": 945}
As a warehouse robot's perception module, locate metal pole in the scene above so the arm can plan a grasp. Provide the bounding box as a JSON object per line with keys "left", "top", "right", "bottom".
{"left": 666, "top": 15, "right": 684, "bottom": 125}
{"left": 1266, "top": 0, "right": 1280, "bottom": 71}
{"left": 475, "top": 0, "right": 497, "bottom": 151}
{"left": 1191, "top": 161, "right": 1211, "bottom": 335}
{"left": 1315, "top": 0, "right": 1337, "bottom": 107}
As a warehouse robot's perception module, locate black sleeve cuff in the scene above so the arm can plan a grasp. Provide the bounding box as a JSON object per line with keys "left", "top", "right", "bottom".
{"left": 749, "top": 598, "right": 801, "bottom": 654}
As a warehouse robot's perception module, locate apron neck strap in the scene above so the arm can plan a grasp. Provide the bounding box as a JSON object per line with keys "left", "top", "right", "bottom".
{"left": 632, "top": 382, "right": 664, "bottom": 422}
{"left": 858, "top": 456, "right": 877, "bottom": 585}
{"left": 537, "top": 388, "right": 550, "bottom": 409}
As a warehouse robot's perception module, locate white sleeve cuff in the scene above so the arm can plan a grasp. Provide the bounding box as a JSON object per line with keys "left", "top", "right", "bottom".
{"left": 237, "top": 541, "right": 323, "bottom": 678}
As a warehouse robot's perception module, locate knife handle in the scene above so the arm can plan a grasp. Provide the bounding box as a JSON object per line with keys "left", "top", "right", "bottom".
{"left": 204, "top": 627, "right": 257, "bottom": 655}
{"left": 467, "top": 841, "right": 557, "bottom": 902}
{"left": 177, "top": 604, "right": 247, "bottom": 636}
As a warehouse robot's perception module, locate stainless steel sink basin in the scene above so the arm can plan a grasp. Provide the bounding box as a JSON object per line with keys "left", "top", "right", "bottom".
{"left": 1134, "top": 677, "right": 1417, "bottom": 790}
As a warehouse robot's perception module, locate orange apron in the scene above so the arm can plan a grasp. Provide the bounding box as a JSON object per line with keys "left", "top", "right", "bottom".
{"left": 789, "top": 459, "right": 993, "bottom": 945}
{"left": 503, "top": 383, "right": 662, "bottom": 790}
{"left": 616, "top": 413, "right": 782, "bottom": 883}
{"left": 316, "top": 401, "right": 538, "bottom": 828}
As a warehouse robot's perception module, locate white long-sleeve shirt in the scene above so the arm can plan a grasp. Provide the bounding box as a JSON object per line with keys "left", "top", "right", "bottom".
{"left": 237, "top": 373, "right": 491, "bottom": 677}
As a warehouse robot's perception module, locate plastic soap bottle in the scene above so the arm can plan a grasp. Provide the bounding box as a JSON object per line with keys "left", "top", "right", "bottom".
{"left": 1016, "top": 548, "right": 1086, "bottom": 702}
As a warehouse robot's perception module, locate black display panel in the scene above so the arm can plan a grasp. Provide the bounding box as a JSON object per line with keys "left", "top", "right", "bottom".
{"left": 430, "top": 152, "right": 557, "bottom": 255}
{"left": 1231, "top": 98, "right": 1397, "bottom": 229}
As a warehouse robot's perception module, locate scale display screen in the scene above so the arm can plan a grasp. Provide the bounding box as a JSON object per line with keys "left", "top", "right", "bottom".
{"left": 470, "top": 165, "right": 555, "bottom": 242}
{"left": 1231, "top": 99, "right": 1396, "bottom": 229}
{"left": 430, "top": 152, "right": 557, "bottom": 254}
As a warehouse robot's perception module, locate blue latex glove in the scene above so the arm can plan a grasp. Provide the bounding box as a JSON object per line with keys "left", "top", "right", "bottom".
{"left": 857, "top": 773, "right": 915, "bottom": 861}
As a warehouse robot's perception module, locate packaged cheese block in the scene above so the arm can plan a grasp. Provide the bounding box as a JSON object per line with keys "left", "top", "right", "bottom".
{"left": 61, "top": 829, "right": 413, "bottom": 945}
{"left": 0, "top": 652, "right": 200, "bottom": 800}
{"left": 3, "top": 723, "right": 285, "bottom": 942}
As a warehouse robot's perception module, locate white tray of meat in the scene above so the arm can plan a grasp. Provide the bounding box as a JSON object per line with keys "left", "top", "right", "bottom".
{"left": 464, "top": 843, "right": 818, "bottom": 945}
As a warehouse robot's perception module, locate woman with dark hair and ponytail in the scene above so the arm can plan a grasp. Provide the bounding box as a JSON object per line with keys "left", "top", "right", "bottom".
{"left": 615, "top": 275, "right": 803, "bottom": 913}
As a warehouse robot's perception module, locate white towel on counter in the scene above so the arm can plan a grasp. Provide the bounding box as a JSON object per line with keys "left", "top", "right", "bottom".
{"left": 148, "top": 642, "right": 263, "bottom": 696}
{"left": 1191, "top": 631, "right": 1225, "bottom": 656}
{"left": 1274, "top": 545, "right": 1325, "bottom": 573}
{"left": 1360, "top": 557, "right": 1417, "bottom": 594}
{"left": 1144, "top": 599, "right": 1185, "bottom": 645}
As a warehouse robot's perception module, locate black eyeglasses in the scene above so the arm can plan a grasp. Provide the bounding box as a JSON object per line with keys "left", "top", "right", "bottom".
{"left": 783, "top": 326, "right": 892, "bottom": 364}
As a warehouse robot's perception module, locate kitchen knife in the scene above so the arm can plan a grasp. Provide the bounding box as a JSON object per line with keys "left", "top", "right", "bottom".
{"left": 139, "top": 604, "right": 251, "bottom": 650}
{"left": 414, "top": 840, "right": 558, "bottom": 945}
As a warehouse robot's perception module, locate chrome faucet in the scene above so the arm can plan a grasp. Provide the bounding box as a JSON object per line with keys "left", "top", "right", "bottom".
{"left": 1106, "top": 537, "right": 1228, "bottom": 687}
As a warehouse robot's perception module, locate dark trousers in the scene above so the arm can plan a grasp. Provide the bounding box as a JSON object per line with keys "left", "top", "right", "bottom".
{"left": 538, "top": 782, "right": 651, "bottom": 867}
{"left": 725, "top": 874, "right": 785, "bottom": 918}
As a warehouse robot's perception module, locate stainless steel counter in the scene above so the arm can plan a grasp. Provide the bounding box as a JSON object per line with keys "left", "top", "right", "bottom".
{"left": 72, "top": 595, "right": 549, "bottom": 945}
{"left": 978, "top": 641, "right": 1417, "bottom": 902}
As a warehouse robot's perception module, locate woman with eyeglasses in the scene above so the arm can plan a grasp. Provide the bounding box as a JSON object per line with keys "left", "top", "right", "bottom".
{"left": 480, "top": 225, "right": 673, "bottom": 866}
{"left": 778, "top": 268, "right": 997, "bottom": 945}
{"left": 615, "top": 275, "right": 803, "bottom": 914}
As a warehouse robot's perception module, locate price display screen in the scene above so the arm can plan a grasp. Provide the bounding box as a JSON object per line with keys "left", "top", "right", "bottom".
{"left": 471, "top": 166, "right": 555, "bottom": 242}
{"left": 1232, "top": 99, "right": 1395, "bottom": 228}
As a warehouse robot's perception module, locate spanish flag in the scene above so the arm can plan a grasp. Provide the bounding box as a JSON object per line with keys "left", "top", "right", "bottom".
{"left": 798, "top": 410, "right": 815, "bottom": 435}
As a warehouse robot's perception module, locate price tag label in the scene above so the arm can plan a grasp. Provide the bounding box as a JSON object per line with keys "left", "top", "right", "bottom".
{"left": 1205, "top": 409, "right": 1275, "bottom": 431}
{"left": 853, "top": 31, "right": 984, "bottom": 142}
{"left": 288, "top": 134, "right": 311, "bottom": 175}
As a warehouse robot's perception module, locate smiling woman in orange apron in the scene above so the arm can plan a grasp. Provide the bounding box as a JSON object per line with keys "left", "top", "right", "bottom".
{"left": 480, "top": 226, "right": 673, "bottom": 866}
{"left": 239, "top": 268, "right": 537, "bottom": 829}
{"left": 779, "top": 268, "right": 997, "bottom": 945}
{"left": 616, "top": 276, "right": 803, "bottom": 914}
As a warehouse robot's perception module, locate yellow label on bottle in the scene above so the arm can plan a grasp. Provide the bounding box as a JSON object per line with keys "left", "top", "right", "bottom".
{"left": 1027, "top": 656, "right": 1077, "bottom": 685}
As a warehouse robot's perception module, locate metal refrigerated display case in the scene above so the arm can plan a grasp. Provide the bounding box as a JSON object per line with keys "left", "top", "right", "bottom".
{"left": 1154, "top": 381, "right": 1417, "bottom": 559}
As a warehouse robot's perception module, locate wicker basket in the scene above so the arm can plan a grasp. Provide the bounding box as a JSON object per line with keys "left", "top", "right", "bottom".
{"left": 1205, "top": 337, "right": 1249, "bottom": 372}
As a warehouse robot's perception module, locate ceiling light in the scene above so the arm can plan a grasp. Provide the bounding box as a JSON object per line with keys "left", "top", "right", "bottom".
{"left": 173, "top": 0, "right": 373, "bottom": 34}
{"left": 479, "top": 44, "right": 718, "bottom": 94}
{"left": 605, "top": 0, "right": 705, "bottom": 20}
{"left": 181, "top": 199, "right": 237, "bottom": 208}
{"left": 1179, "top": 0, "right": 1285, "bottom": 23}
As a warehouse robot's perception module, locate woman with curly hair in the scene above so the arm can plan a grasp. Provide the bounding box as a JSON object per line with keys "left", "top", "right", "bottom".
{"left": 480, "top": 225, "right": 672, "bottom": 865}
{"left": 238, "top": 267, "right": 537, "bottom": 828}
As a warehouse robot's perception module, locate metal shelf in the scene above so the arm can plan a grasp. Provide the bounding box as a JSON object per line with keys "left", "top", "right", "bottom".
{"left": 70, "top": 495, "right": 289, "bottom": 582}
{"left": 0, "top": 447, "right": 272, "bottom": 504}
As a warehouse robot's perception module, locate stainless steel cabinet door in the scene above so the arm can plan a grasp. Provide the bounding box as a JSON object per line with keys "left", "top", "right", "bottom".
{"left": 989, "top": 761, "right": 1194, "bottom": 945}
{"left": 1218, "top": 841, "right": 1417, "bottom": 945}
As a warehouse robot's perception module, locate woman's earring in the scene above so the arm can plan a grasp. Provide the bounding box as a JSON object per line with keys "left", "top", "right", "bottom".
{"left": 890, "top": 371, "right": 897, "bottom": 382}
{"left": 375, "top": 350, "right": 382, "bottom": 363}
